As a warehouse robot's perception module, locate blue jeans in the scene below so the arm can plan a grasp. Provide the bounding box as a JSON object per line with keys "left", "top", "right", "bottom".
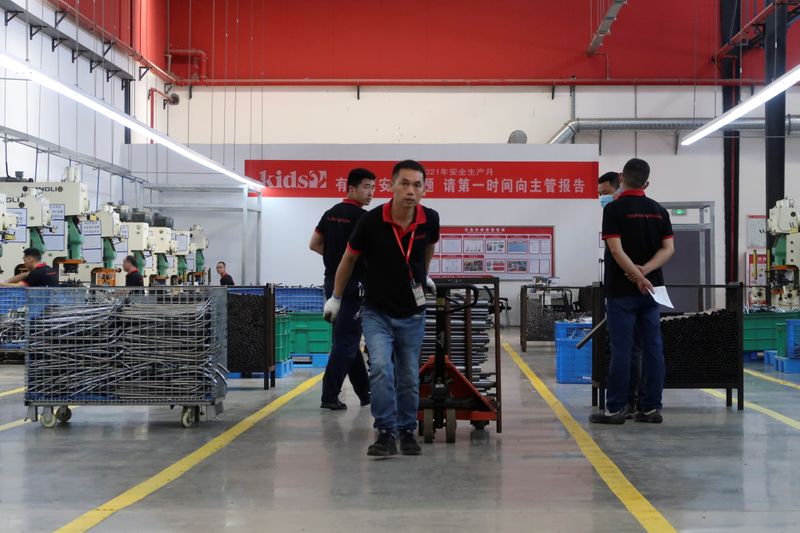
{"left": 605, "top": 295, "right": 664, "bottom": 413}
{"left": 321, "top": 278, "right": 370, "bottom": 403}
{"left": 361, "top": 306, "right": 426, "bottom": 432}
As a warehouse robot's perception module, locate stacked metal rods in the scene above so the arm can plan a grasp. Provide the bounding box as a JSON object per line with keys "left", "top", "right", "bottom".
{"left": 420, "top": 291, "right": 497, "bottom": 397}
{"left": 598, "top": 309, "right": 739, "bottom": 385}
{"left": 25, "top": 288, "right": 226, "bottom": 404}
{"left": 226, "top": 293, "right": 267, "bottom": 372}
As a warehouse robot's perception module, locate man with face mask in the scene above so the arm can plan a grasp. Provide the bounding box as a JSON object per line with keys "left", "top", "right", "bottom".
{"left": 598, "top": 171, "right": 642, "bottom": 418}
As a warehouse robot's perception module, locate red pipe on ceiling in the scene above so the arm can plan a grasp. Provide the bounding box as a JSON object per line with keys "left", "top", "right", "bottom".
{"left": 165, "top": 49, "right": 208, "bottom": 81}
{"left": 172, "top": 78, "right": 767, "bottom": 87}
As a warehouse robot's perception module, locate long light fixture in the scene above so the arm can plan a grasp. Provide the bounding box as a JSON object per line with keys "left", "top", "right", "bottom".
{"left": 0, "top": 51, "right": 264, "bottom": 190}
{"left": 682, "top": 63, "right": 800, "bottom": 146}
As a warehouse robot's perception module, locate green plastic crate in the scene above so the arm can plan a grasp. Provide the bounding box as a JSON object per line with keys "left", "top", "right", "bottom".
{"left": 288, "top": 312, "right": 332, "bottom": 354}
{"left": 744, "top": 311, "right": 800, "bottom": 352}
{"left": 275, "top": 315, "right": 290, "bottom": 362}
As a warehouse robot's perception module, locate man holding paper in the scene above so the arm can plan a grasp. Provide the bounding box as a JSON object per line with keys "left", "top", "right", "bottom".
{"left": 590, "top": 158, "right": 674, "bottom": 425}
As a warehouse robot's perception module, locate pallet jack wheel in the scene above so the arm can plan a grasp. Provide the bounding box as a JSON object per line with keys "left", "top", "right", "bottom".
{"left": 423, "top": 409, "right": 434, "bottom": 443}
{"left": 445, "top": 409, "right": 456, "bottom": 443}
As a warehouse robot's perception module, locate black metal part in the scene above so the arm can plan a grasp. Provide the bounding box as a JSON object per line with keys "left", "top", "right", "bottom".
{"left": 29, "top": 24, "right": 43, "bottom": 39}
{"left": 54, "top": 10, "right": 66, "bottom": 28}
{"left": 102, "top": 41, "right": 113, "bottom": 57}
{"left": 138, "top": 66, "right": 151, "bottom": 81}
{"left": 4, "top": 8, "right": 20, "bottom": 25}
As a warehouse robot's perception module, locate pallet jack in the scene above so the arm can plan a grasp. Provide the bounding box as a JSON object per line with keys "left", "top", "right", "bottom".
{"left": 418, "top": 282, "right": 500, "bottom": 443}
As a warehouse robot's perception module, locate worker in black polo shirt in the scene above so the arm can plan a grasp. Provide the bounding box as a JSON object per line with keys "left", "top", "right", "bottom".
{"left": 310, "top": 168, "right": 375, "bottom": 410}
{"left": 324, "top": 160, "right": 439, "bottom": 457}
{"left": 591, "top": 158, "right": 674, "bottom": 425}
{"left": 122, "top": 255, "right": 144, "bottom": 287}
{"left": 216, "top": 262, "right": 235, "bottom": 285}
{"left": 0, "top": 247, "right": 58, "bottom": 287}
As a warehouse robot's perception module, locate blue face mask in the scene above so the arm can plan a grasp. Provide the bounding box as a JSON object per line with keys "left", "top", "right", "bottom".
{"left": 599, "top": 194, "right": 614, "bottom": 208}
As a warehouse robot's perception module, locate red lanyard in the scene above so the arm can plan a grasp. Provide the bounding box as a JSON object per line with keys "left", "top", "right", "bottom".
{"left": 392, "top": 226, "right": 416, "bottom": 281}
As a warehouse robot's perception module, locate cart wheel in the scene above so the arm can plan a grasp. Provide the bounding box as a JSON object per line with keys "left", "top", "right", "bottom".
{"left": 180, "top": 407, "right": 196, "bottom": 428}
{"left": 56, "top": 406, "right": 72, "bottom": 423}
{"left": 470, "top": 420, "right": 489, "bottom": 431}
{"left": 445, "top": 409, "right": 456, "bottom": 443}
{"left": 40, "top": 408, "right": 57, "bottom": 428}
{"left": 423, "top": 409, "right": 434, "bottom": 443}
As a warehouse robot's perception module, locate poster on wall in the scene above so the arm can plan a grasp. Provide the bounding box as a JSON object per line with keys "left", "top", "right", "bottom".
{"left": 429, "top": 226, "right": 554, "bottom": 281}
{"left": 244, "top": 160, "right": 597, "bottom": 199}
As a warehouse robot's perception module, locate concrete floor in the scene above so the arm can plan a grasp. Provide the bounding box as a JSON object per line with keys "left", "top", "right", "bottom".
{"left": 0, "top": 330, "right": 799, "bottom": 532}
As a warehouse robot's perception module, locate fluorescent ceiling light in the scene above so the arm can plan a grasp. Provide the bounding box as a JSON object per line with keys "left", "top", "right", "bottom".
{"left": 682, "top": 63, "right": 800, "bottom": 146}
{"left": 0, "top": 51, "right": 263, "bottom": 190}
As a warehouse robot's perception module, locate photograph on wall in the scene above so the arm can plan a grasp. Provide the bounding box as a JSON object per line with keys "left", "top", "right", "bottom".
{"left": 442, "top": 239, "right": 463, "bottom": 254}
{"left": 508, "top": 260, "right": 529, "bottom": 273}
{"left": 486, "top": 260, "right": 506, "bottom": 272}
{"left": 431, "top": 226, "right": 554, "bottom": 281}
{"left": 508, "top": 240, "right": 528, "bottom": 253}
{"left": 463, "top": 258, "right": 484, "bottom": 272}
{"left": 463, "top": 239, "right": 484, "bottom": 254}
{"left": 486, "top": 240, "right": 506, "bottom": 254}
{"left": 429, "top": 258, "right": 441, "bottom": 274}
{"left": 442, "top": 258, "right": 462, "bottom": 273}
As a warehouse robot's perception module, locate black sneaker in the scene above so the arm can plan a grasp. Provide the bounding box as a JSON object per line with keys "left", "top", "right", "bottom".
{"left": 359, "top": 394, "right": 371, "bottom": 407}
{"left": 398, "top": 429, "right": 422, "bottom": 455}
{"left": 634, "top": 409, "right": 663, "bottom": 424}
{"left": 588, "top": 410, "right": 626, "bottom": 425}
{"left": 625, "top": 403, "right": 636, "bottom": 420}
{"left": 367, "top": 430, "right": 398, "bottom": 457}
{"left": 320, "top": 400, "right": 347, "bottom": 410}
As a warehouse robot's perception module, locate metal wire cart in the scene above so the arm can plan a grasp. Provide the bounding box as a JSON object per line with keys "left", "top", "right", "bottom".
{"left": 23, "top": 287, "right": 228, "bottom": 428}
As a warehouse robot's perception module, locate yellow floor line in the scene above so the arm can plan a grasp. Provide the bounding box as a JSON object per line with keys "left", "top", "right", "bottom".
{"left": 55, "top": 373, "right": 323, "bottom": 533}
{"left": 744, "top": 368, "right": 800, "bottom": 392}
{"left": 0, "top": 418, "right": 27, "bottom": 432}
{"left": 503, "top": 343, "right": 676, "bottom": 533}
{"left": 701, "top": 389, "right": 800, "bottom": 431}
{"left": 0, "top": 386, "right": 24, "bottom": 398}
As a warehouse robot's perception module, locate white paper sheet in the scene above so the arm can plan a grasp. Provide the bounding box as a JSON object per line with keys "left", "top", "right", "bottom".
{"left": 648, "top": 286, "right": 674, "bottom": 309}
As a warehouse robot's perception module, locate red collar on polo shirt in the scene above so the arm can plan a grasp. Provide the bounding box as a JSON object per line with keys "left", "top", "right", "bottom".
{"left": 618, "top": 189, "right": 646, "bottom": 198}
{"left": 381, "top": 201, "right": 426, "bottom": 238}
{"left": 342, "top": 198, "right": 362, "bottom": 207}
{"left": 129, "top": 268, "right": 139, "bottom": 273}
{"left": 34, "top": 263, "right": 47, "bottom": 269}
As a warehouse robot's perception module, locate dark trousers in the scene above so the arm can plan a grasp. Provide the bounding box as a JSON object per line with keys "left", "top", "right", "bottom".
{"left": 321, "top": 278, "right": 370, "bottom": 403}
{"left": 607, "top": 325, "right": 643, "bottom": 406}
{"left": 605, "top": 295, "right": 664, "bottom": 413}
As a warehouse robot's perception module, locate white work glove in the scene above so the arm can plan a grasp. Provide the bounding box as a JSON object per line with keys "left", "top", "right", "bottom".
{"left": 426, "top": 276, "right": 436, "bottom": 294}
{"left": 323, "top": 296, "right": 341, "bottom": 323}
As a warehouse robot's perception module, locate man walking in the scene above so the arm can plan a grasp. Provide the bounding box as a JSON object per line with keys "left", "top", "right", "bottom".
{"left": 324, "top": 160, "right": 439, "bottom": 457}
{"left": 310, "top": 168, "right": 376, "bottom": 410}
{"left": 591, "top": 158, "right": 674, "bottom": 425}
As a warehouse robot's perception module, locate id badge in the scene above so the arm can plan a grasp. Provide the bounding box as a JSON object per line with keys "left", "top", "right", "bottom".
{"left": 411, "top": 282, "right": 426, "bottom": 306}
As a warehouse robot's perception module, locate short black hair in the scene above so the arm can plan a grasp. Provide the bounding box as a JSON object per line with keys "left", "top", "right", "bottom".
{"left": 392, "top": 160, "right": 426, "bottom": 182}
{"left": 598, "top": 171, "right": 620, "bottom": 190}
{"left": 622, "top": 158, "right": 650, "bottom": 189}
{"left": 123, "top": 255, "right": 137, "bottom": 265}
{"left": 23, "top": 247, "right": 41, "bottom": 261}
{"left": 347, "top": 168, "right": 376, "bottom": 189}
{"left": 217, "top": 261, "right": 226, "bottom": 267}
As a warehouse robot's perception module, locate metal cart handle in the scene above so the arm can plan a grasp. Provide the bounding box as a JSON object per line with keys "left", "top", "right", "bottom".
{"left": 435, "top": 283, "right": 481, "bottom": 315}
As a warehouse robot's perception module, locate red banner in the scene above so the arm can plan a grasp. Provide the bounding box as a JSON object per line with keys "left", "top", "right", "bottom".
{"left": 244, "top": 160, "right": 597, "bottom": 199}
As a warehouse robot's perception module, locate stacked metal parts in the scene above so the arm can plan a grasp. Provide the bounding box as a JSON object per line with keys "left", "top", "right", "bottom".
{"left": 420, "top": 290, "right": 496, "bottom": 400}
{"left": 24, "top": 287, "right": 227, "bottom": 427}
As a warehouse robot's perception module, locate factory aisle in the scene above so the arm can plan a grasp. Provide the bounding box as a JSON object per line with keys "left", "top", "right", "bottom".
{"left": 0, "top": 330, "right": 799, "bottom": 532}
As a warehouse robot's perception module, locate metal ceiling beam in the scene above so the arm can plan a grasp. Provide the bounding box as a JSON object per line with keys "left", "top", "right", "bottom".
{"left": 0, "top": 0, "right": 134, "bottom": 82}
{"left": 0, "top": 124, "right": 146, "bottom": 183}
{"left": 714, "top": 0, "right": 800, "bottom": 64}
{"left": 587, "top": 0, "right": 627, "bottom": 56}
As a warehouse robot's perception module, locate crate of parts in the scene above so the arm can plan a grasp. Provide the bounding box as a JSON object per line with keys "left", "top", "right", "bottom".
{"left": 554, "top": 321, "right": 592, "bottom": 384}
{"left": 776, "top": 322, "right": 788, "bottom": 357}
{"left": 275, "top": 286, "right": 325, "bottom": 313}
{"left": 785, "top": 319, "right": 800, "bottom": 358}
{"left": 288, "top": 312, "right": 331, "bottom": 354}
{"left": 743, "top": 311, "right": 800, "bottom": 352}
